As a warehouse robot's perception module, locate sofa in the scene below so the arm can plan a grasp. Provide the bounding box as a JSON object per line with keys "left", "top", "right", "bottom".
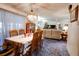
{"left": 43, "top": 29, "right": 62, "bottom": 40}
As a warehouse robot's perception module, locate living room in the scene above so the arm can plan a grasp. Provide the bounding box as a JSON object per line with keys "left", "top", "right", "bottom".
{"left": 0, "top": 3, "right": 79, "bottom": 56}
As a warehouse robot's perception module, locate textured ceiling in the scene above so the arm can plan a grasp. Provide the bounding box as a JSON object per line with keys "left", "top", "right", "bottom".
{"left": 2, "top": 3, "right": 70, "bottom": 21}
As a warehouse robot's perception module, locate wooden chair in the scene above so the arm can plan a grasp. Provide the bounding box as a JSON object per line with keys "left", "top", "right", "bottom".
{"left": 31, "top": 32, "right": 39, "bottom": 55}
{"left": 18, "top": 29, "right": 25, "bottom": 35}
{"left": 25, "top": 32, "right": 39, "bottom": 56}
{"left": 9, "top": 30, "right": 18, "bottom": 37}
{"left": 38, "top": 30, "right": 43, "bottom": 50}
{"left": 9, "top": 30, "right": 18, "bottom": 52}
{"left": 0, "top": 40, "right": 14, "bottom": 56}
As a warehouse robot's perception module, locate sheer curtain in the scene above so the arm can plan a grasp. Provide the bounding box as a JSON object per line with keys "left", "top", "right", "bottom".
{"left": 0, "top": 19, "right": 3, "bottom": 46}
{"left": 0, "top": 9, "right": 26, "bottom": 45}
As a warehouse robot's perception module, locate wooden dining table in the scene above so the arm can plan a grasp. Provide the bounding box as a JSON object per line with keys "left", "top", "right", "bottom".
{"left": 5, "top": 33, "right": 33, "bottom": 56}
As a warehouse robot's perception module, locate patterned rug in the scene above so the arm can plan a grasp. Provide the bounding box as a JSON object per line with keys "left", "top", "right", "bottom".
{"left": 35, "top": 39, "right": 69, "bottom": 56}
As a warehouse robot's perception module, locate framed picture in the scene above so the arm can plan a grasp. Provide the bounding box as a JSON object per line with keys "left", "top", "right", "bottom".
{"left": 70, "top": 6, "right": 78, "bottom": 22}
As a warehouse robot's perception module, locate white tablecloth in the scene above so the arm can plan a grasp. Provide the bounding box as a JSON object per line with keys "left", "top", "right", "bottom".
{"left": 6, "top": 33, "right": 33, "bottom": 55}
{"left": 6, "top": 33, "right": 33, "bottom": 44}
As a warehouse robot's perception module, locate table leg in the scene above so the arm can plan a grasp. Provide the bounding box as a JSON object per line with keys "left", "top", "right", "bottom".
{"left": 21, "top": 44, "right": 24, "bottom": 56}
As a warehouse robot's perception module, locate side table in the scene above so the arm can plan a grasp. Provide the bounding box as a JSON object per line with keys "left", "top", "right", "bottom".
{"left": 61, "top": 32, "right": 67, "bottom": 40}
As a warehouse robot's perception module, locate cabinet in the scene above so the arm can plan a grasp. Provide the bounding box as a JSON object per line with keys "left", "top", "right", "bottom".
{"left": 26, "top": 21, "right": 31, "bottom": 33}
{"left": 26, "top": 21, "right": 35, "bottom": 33}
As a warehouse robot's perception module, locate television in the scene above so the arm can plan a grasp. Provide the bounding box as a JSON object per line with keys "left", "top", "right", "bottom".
{"left": 44, "top": 25, "right": 56, "bottom": 29}
{"left": 49, "top": 25, "right": 56, "bottom": 29}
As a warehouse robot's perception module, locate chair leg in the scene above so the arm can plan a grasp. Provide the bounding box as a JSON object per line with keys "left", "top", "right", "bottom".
{"left": 33, "top": 50, "right": 38, "bottom": 56}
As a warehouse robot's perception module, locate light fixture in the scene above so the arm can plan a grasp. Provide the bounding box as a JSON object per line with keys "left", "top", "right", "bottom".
{"left": 30, "top": 3, "right": 36, "bottom": 15}
{"left": 27, "top": 4, "right": 37, "bottom": 23}
{"left": 63, "top": 25, "right": 68, "bottom": 32}
{"left": 31, "top": 9, "right": 33, "bottom": 12}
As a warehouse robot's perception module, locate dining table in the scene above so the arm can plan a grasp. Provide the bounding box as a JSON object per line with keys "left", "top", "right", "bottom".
{"left": 5, "top": 33, "right": 33, "bottom": 56}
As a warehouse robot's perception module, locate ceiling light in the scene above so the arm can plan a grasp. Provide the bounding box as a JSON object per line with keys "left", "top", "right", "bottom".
{"left": 31, "top": 9, "right": 33, "bottom": 12}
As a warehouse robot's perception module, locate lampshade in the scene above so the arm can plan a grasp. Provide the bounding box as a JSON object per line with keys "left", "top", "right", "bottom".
{"left": 63, "top": 25, "right": 68, "bottom": 32}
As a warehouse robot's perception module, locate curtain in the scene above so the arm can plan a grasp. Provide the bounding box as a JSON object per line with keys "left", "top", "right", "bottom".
{"left": 0, "top": 9, "right": 26, "bottom": 45}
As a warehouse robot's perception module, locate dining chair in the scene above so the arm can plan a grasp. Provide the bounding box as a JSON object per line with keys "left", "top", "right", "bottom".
{"left": 9, "top": 30, "right": 18, "bottom": 37}
{"left": 25, "top": 31, "right": 39, "bottom": 56}
{"left": 38, "top": 30, "right": 43, "bottom": 51}
{"left": 0, "top": 40, "right": 14, "bottom": 56}
{"left": 18, "top": 29, "right": 25, "bottom": 35}
{"left": 30, "top": 31, "right": 39, "bottom": 55}
{"left": 9, "top": 30, "right": 18, "bottom": 52}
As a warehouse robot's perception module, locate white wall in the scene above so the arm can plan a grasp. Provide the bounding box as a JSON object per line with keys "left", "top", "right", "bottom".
{"left": 67, "top": 21, "right": 79, "bottom": 55}
{"left": 67, "top": 5, "right": 79, "bottom": 56}
{"left": 47, "top": 20, "right": 58, "bottom": 25}
{"left": 60, "top": 19, "right": 70, "bottom": 28}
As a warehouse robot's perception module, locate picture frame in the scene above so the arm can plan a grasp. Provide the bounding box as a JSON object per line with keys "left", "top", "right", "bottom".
{"left": 70, "top": 6, "right": 78, "bottom": 22}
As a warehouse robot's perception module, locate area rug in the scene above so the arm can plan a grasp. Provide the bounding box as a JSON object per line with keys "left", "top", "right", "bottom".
{"left": 36, "top": 39, "right": 69, "bottom": 56}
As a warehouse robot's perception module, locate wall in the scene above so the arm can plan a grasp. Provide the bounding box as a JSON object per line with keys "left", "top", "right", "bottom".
{"left": 67, "top": 5, "right": 79, "bottom": 56}
{"left": 67, "top": 21, "right": 79, "bottom": 55}
{"left": 60, "top": 19, "right": 70, "bottom": 28}
{"left": 47, "top": 20, "right": 58, "bottom": 25}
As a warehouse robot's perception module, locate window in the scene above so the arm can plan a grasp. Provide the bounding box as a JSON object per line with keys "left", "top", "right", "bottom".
{"left": 9, "top": 23, "right": 13, "bottom": 30}
{"left": 0, "top": 22, "right": 2, "bottom": 29}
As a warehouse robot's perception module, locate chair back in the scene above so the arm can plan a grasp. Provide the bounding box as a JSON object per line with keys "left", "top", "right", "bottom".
{"left": 38, "top": 30, "right": 43, "bottom": 49}
{"left": 31, "top": 31, "right": 39, "bottom": 52}
{"left": 9, "top": 30, "right": 18, "bottom": 37}
{"left": 38, "top": 30, "right": 42, "bottom": 40}
{"left": 18, "top": 29, "right": 25, "bottom": 35}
